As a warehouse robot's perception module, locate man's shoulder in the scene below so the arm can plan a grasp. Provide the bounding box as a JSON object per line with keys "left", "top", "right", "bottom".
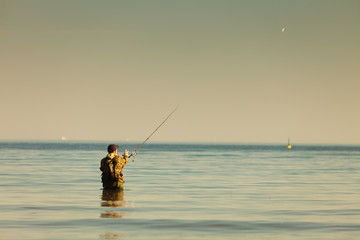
{"left": 100, "top": 156, "right": 109, "bottom": 163}
{"left": 113, "top": 155, "right": 121, "bottom": 161}
{"left": 113, "top": 155, "right": 127, "bottom": 163}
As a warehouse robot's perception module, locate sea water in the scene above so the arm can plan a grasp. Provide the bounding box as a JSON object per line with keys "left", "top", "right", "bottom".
{"left": 0, "top": 142, "right": 359, "bottom": 240}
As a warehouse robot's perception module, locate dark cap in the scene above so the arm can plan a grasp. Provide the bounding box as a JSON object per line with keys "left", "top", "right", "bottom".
{"left": 107, "top": 144, "right": 119, "bottom": 153}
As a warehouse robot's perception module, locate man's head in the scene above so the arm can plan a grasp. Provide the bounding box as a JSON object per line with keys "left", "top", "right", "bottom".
{"left": 107, "top": 144, "right": 119, "bottom": 153}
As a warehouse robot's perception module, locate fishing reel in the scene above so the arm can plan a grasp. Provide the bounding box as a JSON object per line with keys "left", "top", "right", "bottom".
{"left": 129, "top": 151, "right": 137, "bottom": 162}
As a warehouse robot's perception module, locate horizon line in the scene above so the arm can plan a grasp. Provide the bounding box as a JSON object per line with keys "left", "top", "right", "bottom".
{"left": 0, "top": 139, "right": 359, "bottom": 146}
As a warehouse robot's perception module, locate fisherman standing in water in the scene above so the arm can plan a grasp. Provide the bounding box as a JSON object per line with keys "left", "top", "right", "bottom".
{"left": 100, "top": 144, "right": 131, "bottom": 190}
{"left": 99, "top": 108, "right": 178, "bottom": 190}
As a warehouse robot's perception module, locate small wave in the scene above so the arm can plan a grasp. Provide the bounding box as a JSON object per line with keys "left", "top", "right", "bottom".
{"left": 21, "top": 218, "right": 357, "bottom": 234}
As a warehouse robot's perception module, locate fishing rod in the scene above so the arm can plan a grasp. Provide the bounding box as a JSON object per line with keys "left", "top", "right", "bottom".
{"left": 129, "top": 106, "right": 178, "bottom": 161}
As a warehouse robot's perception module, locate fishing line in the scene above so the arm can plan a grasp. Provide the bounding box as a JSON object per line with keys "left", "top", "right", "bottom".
{"left": 130, "top": 106, "right": 178, "bottom": 161}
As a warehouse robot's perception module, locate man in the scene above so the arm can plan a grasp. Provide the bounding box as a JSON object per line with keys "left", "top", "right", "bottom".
{"left": 100, "top": 144, "right": 130, "bottom": 190}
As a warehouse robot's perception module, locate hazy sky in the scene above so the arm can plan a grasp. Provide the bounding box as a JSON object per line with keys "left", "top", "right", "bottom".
{"left": 1, "top": 0, "right": 359, "bottom": 144}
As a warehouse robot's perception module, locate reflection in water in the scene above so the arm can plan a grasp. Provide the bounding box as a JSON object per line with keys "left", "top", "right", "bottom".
{"left": 100, "top": 189, "right": 127, "bottom": 219}
{"left": 101, "top": 189, "right": 127, "bottom": 207}
{"left": 99, "top": 233, "right": 123, "bottom": 239}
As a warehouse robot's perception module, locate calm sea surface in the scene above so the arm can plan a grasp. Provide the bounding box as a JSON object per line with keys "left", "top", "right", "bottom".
{"left": 0, "top": 142, "right": 359, "bottom": 240}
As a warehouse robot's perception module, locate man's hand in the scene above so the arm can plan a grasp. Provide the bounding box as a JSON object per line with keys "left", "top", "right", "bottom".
{"left": 123, "top": 149, "right": 129, "bottom": 158}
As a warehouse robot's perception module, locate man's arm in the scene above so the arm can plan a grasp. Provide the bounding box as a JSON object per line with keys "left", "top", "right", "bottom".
{"left": 122, "top": 149, "right": 129, "bottom": 166}
{"left": 99, "top": 158, "right": 105, "bottom": 171}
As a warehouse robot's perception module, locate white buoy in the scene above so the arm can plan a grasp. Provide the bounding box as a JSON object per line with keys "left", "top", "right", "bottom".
{"left": 287, "top": 138, "right": 291, "bottom": 149}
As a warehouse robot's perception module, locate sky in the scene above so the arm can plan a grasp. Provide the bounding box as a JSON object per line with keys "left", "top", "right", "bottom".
{"left": 1, "top": 0, "right": 359, "bottom": 144}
